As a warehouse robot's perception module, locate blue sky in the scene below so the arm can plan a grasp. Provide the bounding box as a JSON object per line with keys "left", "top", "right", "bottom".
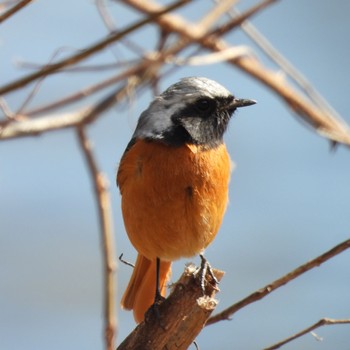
{"left": 1, "top": 1, "right": 350, "bottom": 349}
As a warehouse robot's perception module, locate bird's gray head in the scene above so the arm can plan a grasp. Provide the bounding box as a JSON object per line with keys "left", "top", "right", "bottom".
{"left": 133, "top": 77, "right": 255, "bottom": 148}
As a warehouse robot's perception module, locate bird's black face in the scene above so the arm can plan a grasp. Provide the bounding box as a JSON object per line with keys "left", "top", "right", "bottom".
{"left": 131, "top": 77, "right": 256, "bottom": 149}
{"left": 165, "top": 95, "right": 235, "bottom": 148}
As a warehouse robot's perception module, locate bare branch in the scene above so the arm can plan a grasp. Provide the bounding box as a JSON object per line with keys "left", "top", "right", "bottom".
{"left": 16, "top": 58, "right": 131, "bottom": 73}
{"left": 0, "top": 109, "right": 86, "bottom": 139}
{"left": 196, "top": 0, "right": 238, "bottom": 33}
{"left": 122, "top": 0, "right": 350, "bottom": 146}
{"left": 0, "top": 0, "right": 190, "bottom": 96}
{"left": 117, "top": 265, "right": 225, "bottom": 350}
{"left": 16, "top": 47, "right": 74, "bottom": 114}
{"left": 25, "top": 63, "right": 143, "bottom": 116}
{"left": 226, "top": 5, "right": 347, "bottom": 131}
{"left": 206, "top": 238, "right": 350, "bottom": 326}
{"left": 96, "top": 0, "right": 117, "bottom": 32}
{"left": 76, "top": 126, "right": 117, "bottom": 350}
{"left": 0, "top": 0, "right": 32, "bottom": 24}
{"left": 0, "top": 97, "right": 15, "bottom": 120}
{"left": 170, "top": 46, "right": 252, "bottom": 66}
{"left": 264, "top": 318, "right": 350, "bottom": 350}
{"left": 211, "top": 0, "right": 279, "bottom": 36}
{"left": 0, "top": 77, "right": 142, "bottom": 140}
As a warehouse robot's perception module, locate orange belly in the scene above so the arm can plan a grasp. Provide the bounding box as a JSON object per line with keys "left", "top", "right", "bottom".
{"left": 117, "top": 140, "right": 231, "bottom": 261}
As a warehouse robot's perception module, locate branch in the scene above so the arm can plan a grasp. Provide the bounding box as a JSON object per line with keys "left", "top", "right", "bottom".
{"left": 117, "top": 265, "right": 225, "bottom": 350}
{"left": 25, "top": 64, "right": 143, "bottom": 116}
{"left": 0, "top": 0, "right": 190, "bottom": 96}
{"left": 18, "top": 60, "right": 129, "bottom": 72}
{"left": 196, "top": 0, "right": 239, "bottom": 33}
{"left": 206, "top": 238, "right": 350, "bottom": 326}
{"left": 0, "top": 109, "right": 88, "bottom": 139}
{"left": 171, "top": 46, "right": 252, "bottom": 66}
{"left": 76, "top": 127, "right": 117, "bottom": 350}
{"left": 0, "top": 0, "right": 32, "bottom": 24}
{"left": 211, "top": 0, "right": 279, "bottom": 37}
{"left": 0, "top": 97, "right": 16, "bottom": 120}
{"left": 264, "top": 318, "right": 350, "bottom": 350}
{"left": 226, "top": 5, "right": 346, "bottom": 135}
{"left": 122, "top": 0, "right": 350, "bottom": 146}
{"left": 0, "top": 77, "right": 142, "bottom": 140}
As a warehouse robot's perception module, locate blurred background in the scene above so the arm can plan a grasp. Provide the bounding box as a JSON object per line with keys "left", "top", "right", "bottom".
{"left": 1, "top": 1, "right": 350, "bottom": 349}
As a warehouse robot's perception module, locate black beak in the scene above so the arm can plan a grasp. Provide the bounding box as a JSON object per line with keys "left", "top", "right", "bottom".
{"left": 230, "top": 98, "right": 256, "bottom": 108}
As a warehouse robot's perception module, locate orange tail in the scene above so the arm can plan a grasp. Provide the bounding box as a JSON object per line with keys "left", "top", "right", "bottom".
{"left": 121, "top": 254, "right": 172, "bottom": 323}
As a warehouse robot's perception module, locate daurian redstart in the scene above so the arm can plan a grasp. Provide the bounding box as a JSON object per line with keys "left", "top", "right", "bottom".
{"left": 117, "top": 77, "right": 255, "bottom": 323}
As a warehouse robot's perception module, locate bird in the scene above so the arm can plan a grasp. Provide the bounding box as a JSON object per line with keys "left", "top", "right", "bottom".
{"left": 117, "top": 77, "right": 255, "bottom": 323}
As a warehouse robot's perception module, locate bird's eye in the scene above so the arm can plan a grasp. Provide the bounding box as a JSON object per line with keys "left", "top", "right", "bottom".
{"left": 196, "top": 98, "right": 213, "bottom": 111}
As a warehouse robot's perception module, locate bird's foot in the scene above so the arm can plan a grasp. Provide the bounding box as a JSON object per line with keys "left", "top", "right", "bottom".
{"left": 145, "top": 290, "right": 166, "bottom": 327}
{"left": 196, "top": 254, "right": 219, "bottom": 294}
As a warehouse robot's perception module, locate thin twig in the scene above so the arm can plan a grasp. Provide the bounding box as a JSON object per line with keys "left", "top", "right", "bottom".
{"left": 170, "top": 46, "right": 251, "bottom": 66}
{"left": 25, "top": 63, "right": 143, "bottom": 116}
{"left": 206, "top": 238, "right": 350, "bottom": 325}
{"left": 97, "top": 0, "right": 147, "bottom": 60}
{"left": 16, "top": 47, "right": 76, "bottom": 115}
{"left": 196, "top": 0, "right": 238, "bottom": 33}
{"left": 0, "top": 0, "right": 32, "bottom": 23}
{"left": 0, "top": 77, "right": 143, "bottom": 140}
{"left": 264, "top": 318, "right": 350, "bottom": 350}
{"left": 96, "top": 0, "right": 146, "bottom": 57}
{"left": 96, "top": 0, "right": 129, "bottom": 62}
{"left": 96, "top": 0, "right": 116, "bottom": 32}
{"left": 225, "top": 5, "right": 348, "bottom": 128}
{"left": 76, "top": 126, "right": 117, "bottom": 350}
{"left": 0, "top": 97, "right": 15, "bottom": 120}
{"left": 211, "top": 0, "right": 279, "bottom": 37}
{"left": 17, "top": 60, "right": 131, "bottom": 72}
{"left": 96, "top": 0, "right": 147, "bottom": 59}
{"left": 0, "top": 0, "right": 190, "bottom": 95}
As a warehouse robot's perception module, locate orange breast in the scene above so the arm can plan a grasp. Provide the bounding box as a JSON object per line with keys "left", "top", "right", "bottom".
{"left": 117, "top": 140, "right": 231, "bottom": 261}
